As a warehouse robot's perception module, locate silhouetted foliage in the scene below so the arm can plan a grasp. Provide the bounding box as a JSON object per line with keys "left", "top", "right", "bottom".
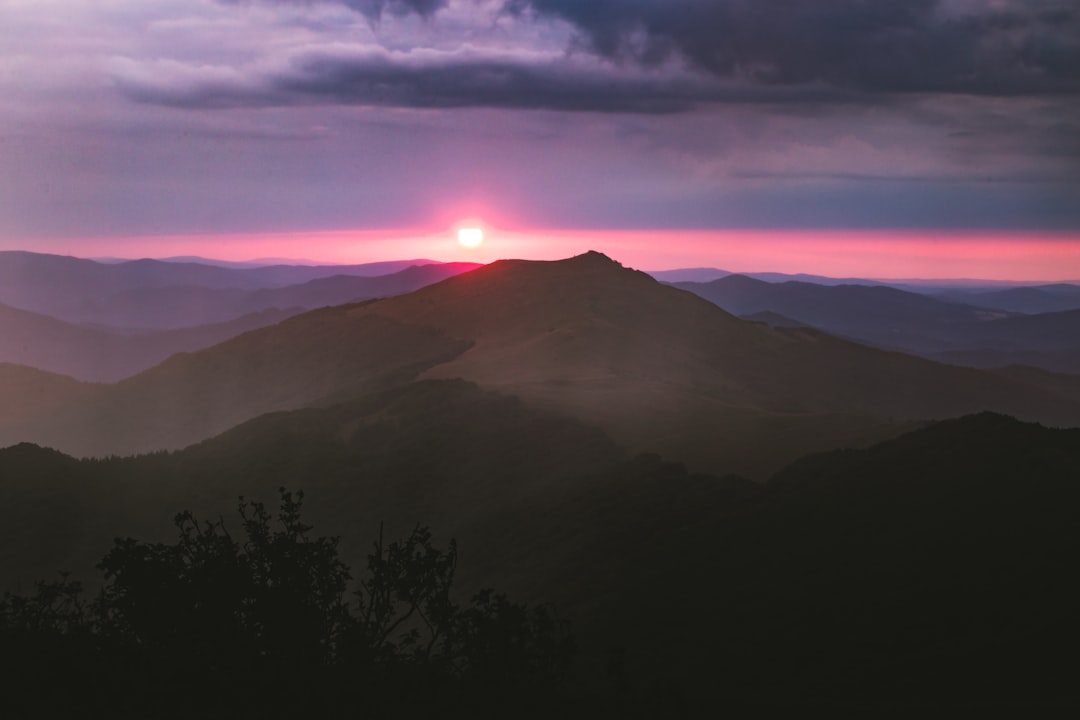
{"left": 0, "top": 489, "right": 574, "bottom": 718}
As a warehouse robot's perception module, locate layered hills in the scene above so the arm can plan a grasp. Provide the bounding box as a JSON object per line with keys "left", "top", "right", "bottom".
{"left": 0, "top": 251, "right": 479, "bottom": 329}
{"left": 675, "top": 274, "right": 1080, "bottom": 374}
{"left": 67, "top": 262, "right": 480, "bottom": 329}
{"left": 4, "top": 251, "right": 1080, "bottom": 477}
{"left": 934, "top": 283, "right": 1080, "bottom": 314}
{"left": 0, "top": 303, "right": 299, "bottom": 382}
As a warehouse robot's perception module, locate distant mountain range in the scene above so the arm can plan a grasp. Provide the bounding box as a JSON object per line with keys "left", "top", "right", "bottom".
{"left": 0, "top": 253, "right": 480, "bottom": 380}
{"left": 60, "top": 262, "right": 481, "bottom": 329}
{"left": 0, "top": 251, "right": 480, "bottom": 329}
{"left": 0, "top": 303, "right": 301, "bottom": 382}
{"left": 931, "top": 283, "right": 1080, "bottom": 314}
{"left": 3, "top": 251, "right": 1079, "bottom": 479}
{"left": 649, "top": 266, "right": 1080, "bottom": 293}
{"left": 674, "top": 274, "right": 1080, "bottom": 374}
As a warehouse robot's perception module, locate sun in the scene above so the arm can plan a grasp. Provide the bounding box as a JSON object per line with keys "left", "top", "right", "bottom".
{"left": 457, "top": 227, "right": 484, "bottom": 249}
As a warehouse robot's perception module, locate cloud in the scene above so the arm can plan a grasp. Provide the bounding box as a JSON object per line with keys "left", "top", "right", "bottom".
{"left": 220, "top": 0, "right": 451, "bottom": 21}
{"left": 110, "top": 45, "right": 860, "bottom": 113}
{"left": 503, "top": 0, "right": 1080, "bottom": 96}
{"left": 126, "top": 0, "right": 1080, "bottom": 115}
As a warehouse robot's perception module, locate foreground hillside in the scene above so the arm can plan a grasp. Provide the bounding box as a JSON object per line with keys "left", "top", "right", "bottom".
{"left": 2, "top": 402, "right": 1078, "bottom": 710}
{"left": 3, "top": 252, "right": 1080, "bottom": 477}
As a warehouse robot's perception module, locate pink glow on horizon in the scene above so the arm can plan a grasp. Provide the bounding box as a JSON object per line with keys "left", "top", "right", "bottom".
{"left": 7, "top": 228, "right": 1080, "bottom": 282}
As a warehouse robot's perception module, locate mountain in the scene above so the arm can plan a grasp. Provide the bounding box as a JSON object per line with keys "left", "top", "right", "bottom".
{"left": 0, "top": 303, "right": 302, "bottom": 382}
{"left": 932, "top": 284, "right": 1080, "bottom": 314}
{"left": 647, "top": 267, "right": 733, "bottom": 283}
{"left": 2, "top": 301, "right": 473, "bottom": 458}
{"left": 0, "top": 251, "right": 479, "bottom": 328}
{"left": 739, "top": 310, "right": 809, "bottom": 328}
{"left": 649, "top": 267, "right": 888, "bottom": 285}
{"left": 990, "top": 365, "right": 1080, "bottom": 405}
{"left": 90, "top": 262, "right": 481, "bottom": 329}
{"left": 0, "top": 379, "right": 625, "bottom": 595}
{"left": 5, "top": 252, "right": 1079, "bottom": 479}
{"left": 676, "top": 274, "right": 1080, "bottom": 374}
{"left": 0, "top": 363, "right": 100, "bottom": 439}
{"left": 672, "top": 274, "right": 996, "bottom": 336}
{"left": 238, "top": 259, "right": 454, "bottom": 286}
{"left": 936, "top": 309, "right": 1080, "bottom": 352}
{"left": 926, "top": 347, "right": 1080, "bottom": 375}
{"left": 0, "top": 252, "right": 268, "bottom": 316}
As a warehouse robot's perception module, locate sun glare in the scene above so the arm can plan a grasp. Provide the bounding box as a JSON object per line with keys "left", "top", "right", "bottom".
{"left": 457, "top": 227, "right": 484, "bottom": 249}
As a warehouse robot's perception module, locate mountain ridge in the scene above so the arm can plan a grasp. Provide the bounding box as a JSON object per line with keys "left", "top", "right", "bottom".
{"left": 3, "top": 251, "right": 1079, "bottom": 477}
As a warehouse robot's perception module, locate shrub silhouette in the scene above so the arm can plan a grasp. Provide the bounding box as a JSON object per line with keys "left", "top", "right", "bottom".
{"left": 0, "top": 489, "right": 574, "bottom": 718}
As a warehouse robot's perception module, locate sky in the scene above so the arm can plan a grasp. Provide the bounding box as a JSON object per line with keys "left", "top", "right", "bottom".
{"left": 0, "top": 0, "right": 1078, "bottom": 278}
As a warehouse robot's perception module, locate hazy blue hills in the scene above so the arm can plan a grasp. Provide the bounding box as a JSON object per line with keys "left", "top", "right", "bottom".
{"left": 0, "top": 253, "right": 480, "bottom": 380}
{"left": 152, "top": 256, "right": 441, "bottom": 277}
{"left": 673, "top": 274, "right": 990, "bottom": 330}
{"left": 0, "top": 251, "right": 479, "bottom": 329}
{"left": 0, "top": 303, "right": 300, "bottom": 382}
{"left": 933, "top": 283, "right": 1080, "bottom": 314}
{"left": 675, "top": 274, "right": 1080, "bottom": 374}
{"left": 73, "top": 262, "right": 480, "bottom": 329}
{"left": 650, "top": 265, "right": 1077, "bottom": 294}
{"left": 2, "top": 398, "right": 1078, "bottom": 709}
{"left": 649, "top": 267, "right": 892, "bottom": 286}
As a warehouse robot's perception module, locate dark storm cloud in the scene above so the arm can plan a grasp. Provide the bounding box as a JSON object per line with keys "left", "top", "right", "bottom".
{"left": 221, "top": 0, "right": 449, "bottom": 21}
{"left": 133, "top": 0, "right": 1080, "bottom": 115}
{"left": 351, "top": 0, "right": 450, "bottom": 19}
{"left": 112, "top": 49, "right": 857, "bottom": 113}
{"left": 504, "top": 0, "right": 1080, "bottom": 96}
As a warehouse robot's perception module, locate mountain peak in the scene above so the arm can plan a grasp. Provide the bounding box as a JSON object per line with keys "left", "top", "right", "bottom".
{"left": 566, "top": 250, "right": 622, "bottom": 268}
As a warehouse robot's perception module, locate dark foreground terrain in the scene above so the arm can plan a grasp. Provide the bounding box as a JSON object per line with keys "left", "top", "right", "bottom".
{"left": 3, "top": 399, "right": 1079, "bottom": 715}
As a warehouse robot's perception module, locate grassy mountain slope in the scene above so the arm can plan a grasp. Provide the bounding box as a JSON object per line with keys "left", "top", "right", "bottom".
{"left": 0, "top": 364, "right": 101, "bottom": 439}
{"left": 2, "top": 304, "right": 472, "bottom": 456}
{"left": 351, "top": 252, "right": 1080, "bottom": 474}
{"left": 3, "top": 252, "right": 1080, "bottom": 477}
{"left": 0, "top": 380, "right": 624, "bottom": 595}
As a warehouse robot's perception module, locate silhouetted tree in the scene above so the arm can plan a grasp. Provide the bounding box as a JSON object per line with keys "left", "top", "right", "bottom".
{"left": 0, "top": 488, "right": 575, "bottom": 718}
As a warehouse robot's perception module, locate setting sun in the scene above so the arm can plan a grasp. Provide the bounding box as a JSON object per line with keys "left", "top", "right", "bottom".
{"left": 457, "top": 227, "right": 484, "bottom": 249}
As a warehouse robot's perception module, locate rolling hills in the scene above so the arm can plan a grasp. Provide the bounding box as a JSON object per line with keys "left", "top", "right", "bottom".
{"left": 0, "top": 303, "right": 301, "bottom": 382}
{"left": 933, "top": 283, "right": 1080, "bottom": 314}
{"left": 0, "top": 251, "right": 479, "bottom": 329}
{"left": 4, "top": 251, "right": 1080, "bottom": 478}
{"left": 675, "top": 274, "right": 1080, "bottom": 374}
{"left": 69, "top": 262, "right": 481, "bottom": 329}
